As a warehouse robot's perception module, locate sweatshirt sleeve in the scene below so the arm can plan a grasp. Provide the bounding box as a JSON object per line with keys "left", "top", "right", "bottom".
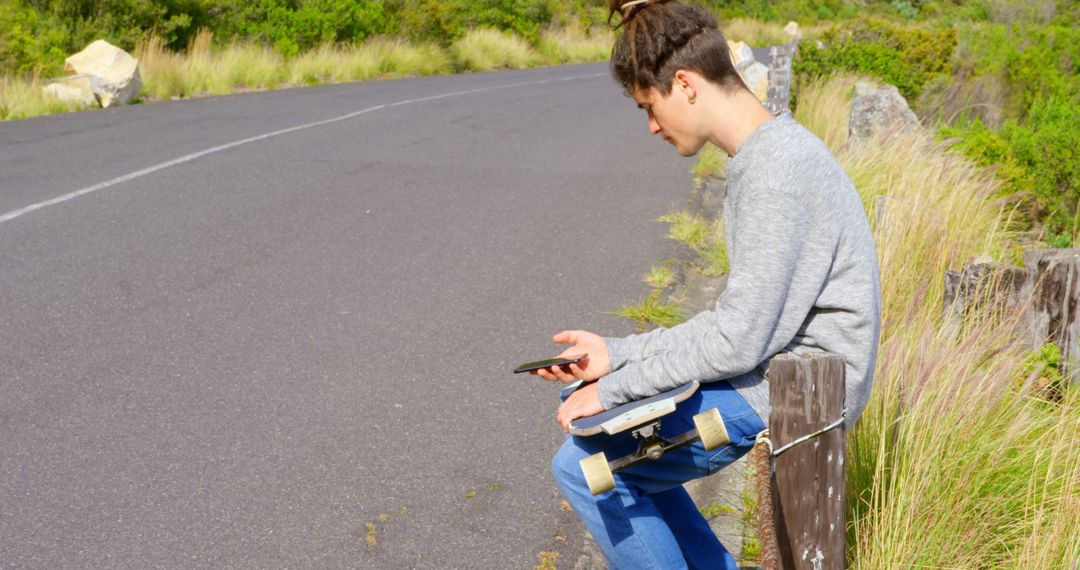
{"left": 597, "top": 183, "right": 835, "bottom": 410}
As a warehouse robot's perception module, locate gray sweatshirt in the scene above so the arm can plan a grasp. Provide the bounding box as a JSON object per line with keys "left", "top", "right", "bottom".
{"left": 600, "top": 113, "right": 881, "bottom": 426}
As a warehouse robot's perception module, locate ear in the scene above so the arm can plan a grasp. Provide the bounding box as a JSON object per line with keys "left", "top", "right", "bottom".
{"left": 673, "top": 69, "right": 696, "bottom": 100}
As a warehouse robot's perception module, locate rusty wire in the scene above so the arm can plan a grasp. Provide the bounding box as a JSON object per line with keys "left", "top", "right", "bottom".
{"left": 753, "top": 440, "right": 781, "bottom": 570}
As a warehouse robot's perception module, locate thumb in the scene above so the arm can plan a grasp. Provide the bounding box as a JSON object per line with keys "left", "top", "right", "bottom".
{"left": 553, "top": 330, "right": 577, "bottom": 345}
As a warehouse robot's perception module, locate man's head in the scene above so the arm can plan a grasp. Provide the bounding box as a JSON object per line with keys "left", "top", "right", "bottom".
{"left": 607, "top": 0, "right": 746, "bottom": 98}
{"left": 608, "top": 0, "right": 764, "bottom": 157}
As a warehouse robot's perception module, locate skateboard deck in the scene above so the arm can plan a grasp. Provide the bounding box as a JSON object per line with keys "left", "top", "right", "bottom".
{"left": 559, "top": 380, "right": 730, "bottom": 495}
{"left": 563, "top": 381, "right": 700, "bottom": 436}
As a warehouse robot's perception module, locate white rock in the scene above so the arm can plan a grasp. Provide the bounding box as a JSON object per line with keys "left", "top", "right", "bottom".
{"left": 849, "top": 81, "right": 921, "bottom": 144}
{"left": 740, "top": 61, "right": 770, "bottom": 102}
{"left": 43, "top": 74, "right": 101, "bottom": 107}
{"left": 63, "top": 40, "right": 142, "bottom": 107}
{"left": 727, "top": 40, "right": 756, "bottom": 71}
{"left": 784, "top": 21, "right": 802, "bottom": 40}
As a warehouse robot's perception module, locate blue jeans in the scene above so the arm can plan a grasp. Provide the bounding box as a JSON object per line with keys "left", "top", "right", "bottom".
{"left": 551, "top": 381, "right": 765, "bottom": 570}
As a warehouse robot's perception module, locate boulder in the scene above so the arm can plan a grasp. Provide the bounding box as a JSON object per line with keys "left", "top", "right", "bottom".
{"left": 848, "top": 82, "right": 920, "bottom": 144}
{"left": 726, "top": 40, "right": 756, "bottom": 71}
{"left": 61, "top": 40, "right": 142, "bottom": 107}
{"left": 740, "top": 61, "right": 770, "bottom": 102}
{"left": 43, "top": 74, "right": 101, "bottom": 108}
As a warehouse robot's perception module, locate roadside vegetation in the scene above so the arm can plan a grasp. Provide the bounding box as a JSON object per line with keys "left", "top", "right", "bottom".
{"left": 796, "top": 74, "right": 1077, "bottom": 567}
{"left": 0, "top": 1, "right": 613, "bottom": 121}
{"left": 616, "top": 2, "right": 1077, "bottom": 566}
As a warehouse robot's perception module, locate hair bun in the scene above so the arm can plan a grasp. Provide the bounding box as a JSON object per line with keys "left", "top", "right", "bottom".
{"left": 609, "top": 0, "right": 672, "bottom": 28}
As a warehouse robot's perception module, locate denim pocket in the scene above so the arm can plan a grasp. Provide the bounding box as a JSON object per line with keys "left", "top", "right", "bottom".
{"left": 706, "top": 444, "right": 752, "bottom": 475}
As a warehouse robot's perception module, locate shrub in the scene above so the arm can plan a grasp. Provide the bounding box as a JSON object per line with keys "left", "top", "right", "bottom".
{"left": 794, "top": 17, "right": 957, "bottom": 101}
{"left": 0, "top": 1, "right": 72, "bottom": 76}
{"left": 399, "top": 0, "right": 553, "bottom": 45}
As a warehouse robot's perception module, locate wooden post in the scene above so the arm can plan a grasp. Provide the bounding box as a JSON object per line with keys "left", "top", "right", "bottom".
{"left": 767, "top": 352, "right": 846, "bottom": 570}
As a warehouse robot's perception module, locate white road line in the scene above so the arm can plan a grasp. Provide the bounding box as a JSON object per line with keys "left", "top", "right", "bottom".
{"left": 0, "top": 72, "right": 607, "bottom": 226}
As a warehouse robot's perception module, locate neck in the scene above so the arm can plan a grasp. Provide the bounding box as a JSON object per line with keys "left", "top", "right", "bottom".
{"left": 708, "top": 89, "right": 775, "bottom": 157}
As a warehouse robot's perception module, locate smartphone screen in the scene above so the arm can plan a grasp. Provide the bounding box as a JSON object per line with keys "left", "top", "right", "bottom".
{"left": 513, "top": 354, "right": 586, "bottom": 374}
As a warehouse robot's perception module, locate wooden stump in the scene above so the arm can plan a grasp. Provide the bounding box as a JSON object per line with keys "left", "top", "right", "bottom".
{"left": 767, "top": 352, "right": 846, "bottom": 570}
{"left": 943, "top": 248, "right": 1080, "bottom": 383}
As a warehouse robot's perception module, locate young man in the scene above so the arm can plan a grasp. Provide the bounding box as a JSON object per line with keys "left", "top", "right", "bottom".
{"left": 532, "top": 1, "right": 881, "bottom": 568}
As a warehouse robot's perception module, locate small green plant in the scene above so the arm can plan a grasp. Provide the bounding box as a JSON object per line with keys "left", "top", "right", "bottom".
{"left": 698, "top": 501, "right": 737, "bottom": 520}
{"left": 535, "top": 551, "right": 559, "bottom": 570}
{"left": 739, "top": 473, "right": 761, "bottom": 563}
{"left": 365, "top": 522, "right": 378, "bottom": 547}
{"left": 1022, "top": 343, "right": 1066, "bottom": 396}
{"left": 658, "top": 211, "right": 711, "bottom": 249}
{"left": 698, "top": 238, "right": 730, "bottom": 277}
{"left": 658, "top": 210, "right": 729, "bottom": 277}
{"left": 645, "top": 264, "right": 675, "bottom": 289}
{"left": 613, "top": 289, "right": 684, "bottom": 329}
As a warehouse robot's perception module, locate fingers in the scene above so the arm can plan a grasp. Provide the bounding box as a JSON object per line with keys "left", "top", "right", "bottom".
{"left": 556, "top": 383, "right": 605, "bottom": 432}
{"left": 533, "top": 362, "right": 580, "bottom": 383}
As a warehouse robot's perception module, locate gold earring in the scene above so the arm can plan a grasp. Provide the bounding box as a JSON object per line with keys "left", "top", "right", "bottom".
{"left": 688, "top": 94, "right": 696, "bottom": 105}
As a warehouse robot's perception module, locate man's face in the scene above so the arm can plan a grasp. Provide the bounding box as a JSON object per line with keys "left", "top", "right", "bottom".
{"left": 632, "top": 84, "right": 704, "bottom": 157}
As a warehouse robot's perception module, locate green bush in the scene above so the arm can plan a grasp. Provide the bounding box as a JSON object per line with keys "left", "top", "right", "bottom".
{"left": 942, "top": 94, "right": 1079, "bottom": 233}
{"left": 794, "top": 17, "right": 957, "bottom": 101}
{"left": 398, "top": 0, "right": 553, "bottom": 45}
{"left": 936, "top": 20, "right": 1078, "bottom": 233}
{"left": 705, "top": 0, "right": 857, "bottom": 23}
{"left": 0, "top": 2, "right": 70, "bottom": 75}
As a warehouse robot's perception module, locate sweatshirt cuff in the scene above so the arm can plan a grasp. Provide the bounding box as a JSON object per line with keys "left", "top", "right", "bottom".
{"left": 604, "top": 336, "right": 633, "bottom": 372}
{"left": 597, "top": 369, "right": 631, "bottom": 410}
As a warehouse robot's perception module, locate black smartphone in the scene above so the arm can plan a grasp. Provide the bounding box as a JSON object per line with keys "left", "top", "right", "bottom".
{"left": 513, "top": 354, "right": 586, "bottom": 374}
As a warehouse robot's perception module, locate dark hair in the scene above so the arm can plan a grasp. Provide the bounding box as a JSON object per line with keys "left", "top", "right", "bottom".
{"left": 607, "top": 0, "right": 746, "bottom": 96}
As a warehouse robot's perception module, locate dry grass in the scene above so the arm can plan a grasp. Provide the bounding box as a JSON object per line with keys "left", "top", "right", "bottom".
{"left": 719, "top": 17, "right": 828, "bottom": 46}
{"left": 795, "top": 74, "right": 1078, "bottom": 568}
{"left": 0, "top": 73, "right": 83, "bottom": 120}
{"left": 720, "top": 17, "right": 794, "bottom": 46}
{"left": 7, "top": 23, "right": 579, "bottom": 120}
{"left": 450, "top": 28, "right": 538, "bottom": 71}
{"left": 538, "top": 27, "right": 614, "bottom": 64}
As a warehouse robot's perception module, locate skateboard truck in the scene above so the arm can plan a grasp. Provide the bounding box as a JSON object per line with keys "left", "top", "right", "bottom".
{"left": 565, "top": 381, "right": 731, "bottom": 495}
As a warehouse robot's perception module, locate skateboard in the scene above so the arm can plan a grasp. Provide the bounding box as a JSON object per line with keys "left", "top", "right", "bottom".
{"left": 560, "top": 380, "right": 731, "bottom": 495}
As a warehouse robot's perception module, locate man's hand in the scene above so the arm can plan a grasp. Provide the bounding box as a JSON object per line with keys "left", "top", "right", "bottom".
{"left": 530, "top": 330, "right": 611, "bottom": 384}
{"left": 556, "top": 381, "right": 605, "bottom": 432}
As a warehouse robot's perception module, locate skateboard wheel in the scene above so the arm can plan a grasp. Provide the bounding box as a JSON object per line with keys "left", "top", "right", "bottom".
{"left": 694, "top": 408, "right": 731, "bottom": 450}
{"left": 580, "top": 452, "right": 616, "bottom": 496}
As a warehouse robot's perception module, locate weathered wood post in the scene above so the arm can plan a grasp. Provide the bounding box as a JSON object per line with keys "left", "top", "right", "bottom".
{"left": 767, "top": 352, "right": 846, "bottom": 570}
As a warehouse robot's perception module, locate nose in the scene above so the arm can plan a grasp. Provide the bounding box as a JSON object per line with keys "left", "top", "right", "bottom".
{"left": 648, "top": 116, "right": 661, "bottom": 135}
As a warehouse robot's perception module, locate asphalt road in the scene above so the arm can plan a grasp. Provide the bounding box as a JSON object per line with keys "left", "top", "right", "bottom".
{"left": 0, "top": 63, "right": 695, "bottom": 568}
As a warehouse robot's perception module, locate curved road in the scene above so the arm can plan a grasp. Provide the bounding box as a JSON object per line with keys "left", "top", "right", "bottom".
{"left": 0, "top": 63, "right": 694, "bottom": 568}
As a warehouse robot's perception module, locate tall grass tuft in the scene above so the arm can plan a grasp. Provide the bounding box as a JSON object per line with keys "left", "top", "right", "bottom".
{"left": 537, "top": 27, "right": 613, "bottom": 64}
{"left": 450, "top": 28, "right": 538, "bottom": 72}
{"left": 795, "top": 74, "right": 1078, "bottom": 568}
{"left": 658, "top": 210, "right": 729, "bottom": 277}
{"left": 0, "top": 74, "right": 80, "bottom": 120}
{"left": 721, "top": 18, "right": 794, "bottom": 46}
{"left": 368, "top": 39, "right": 450, "bottom": 77}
